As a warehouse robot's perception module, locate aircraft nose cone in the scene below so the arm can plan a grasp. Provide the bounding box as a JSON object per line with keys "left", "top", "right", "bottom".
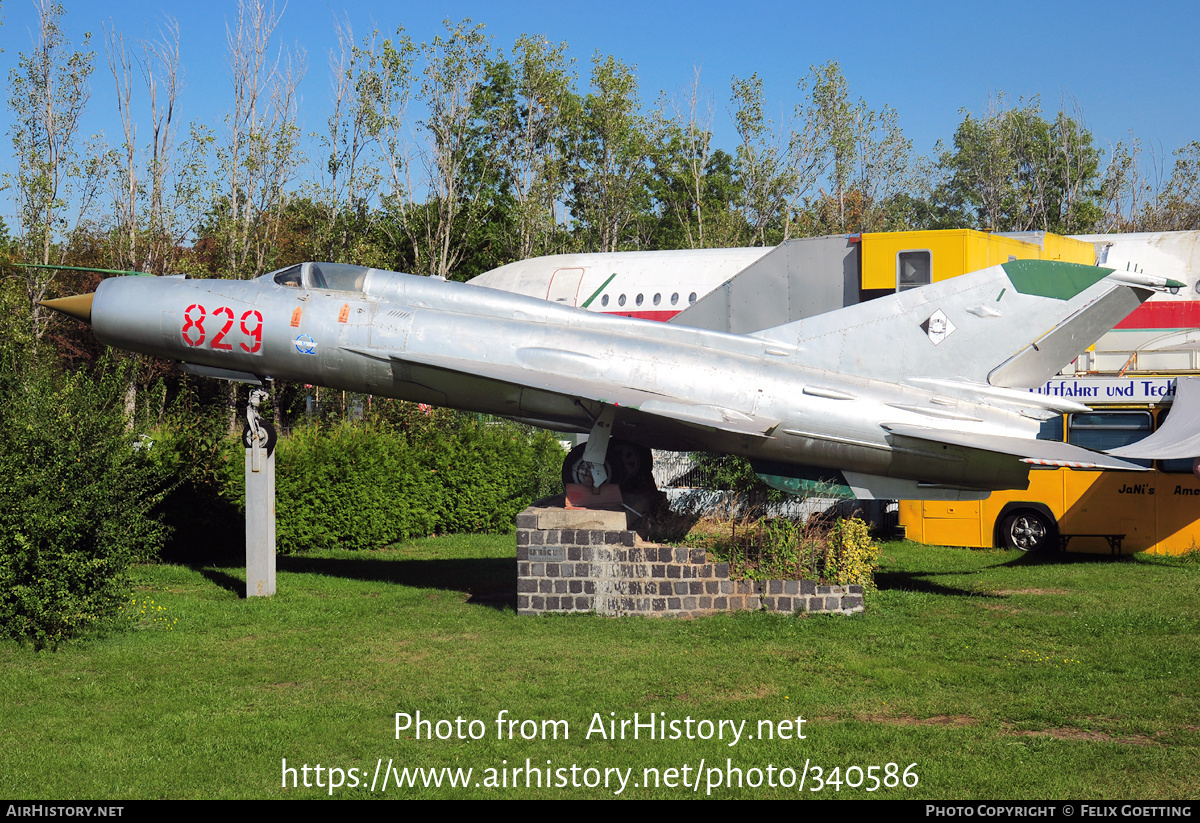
{"left": 38, "top": 293, "right": 95, "bottom": 324}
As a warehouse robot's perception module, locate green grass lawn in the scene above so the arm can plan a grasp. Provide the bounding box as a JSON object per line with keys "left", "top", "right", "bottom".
{"left": 2, "top": 536, "right": 1197, "bottom": 799}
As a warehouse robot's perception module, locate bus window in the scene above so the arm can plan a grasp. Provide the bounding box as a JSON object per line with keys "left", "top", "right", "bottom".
{"left": 1160, "top": 457, "right": 1194, "bottom": 473}
{"left": 1036, "top": 415, "right": 1064, "bottom": 442}
{"left": 1068, "top": 411, "right": 1153, "bottom": 468}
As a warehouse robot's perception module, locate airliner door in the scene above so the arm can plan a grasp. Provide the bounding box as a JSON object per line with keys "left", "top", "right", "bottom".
{"left": 547, "top": 268, "right": 585, "bottom": 306}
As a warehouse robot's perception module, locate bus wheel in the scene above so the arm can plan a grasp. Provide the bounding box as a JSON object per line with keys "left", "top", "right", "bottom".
{"left": 1001, "top": 510, "right": 1055, "bottom": 553}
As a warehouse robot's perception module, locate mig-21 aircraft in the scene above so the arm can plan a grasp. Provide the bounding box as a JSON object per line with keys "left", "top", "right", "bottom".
{"left": 40, "top": 258, "right": 1182, "bottom": 500}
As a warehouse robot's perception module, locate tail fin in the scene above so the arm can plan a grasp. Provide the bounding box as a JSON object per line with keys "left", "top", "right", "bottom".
{"left": 755, "top": 260, "right": 1159, "bottom": 388}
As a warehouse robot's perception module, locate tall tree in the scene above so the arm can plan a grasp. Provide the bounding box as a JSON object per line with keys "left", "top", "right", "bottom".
{"left": 102, "top": 19, "right": 184, "bottom": 276}
{"left": 566, "top": 52, "right": 650, "bottom": 253}
{"left": 141, "top": 19, "right": 186, "bottom": 274}
{"left": 1146, "top": 141, "right": 1200, "bottom": 231}
{"left": 1096, "top": 133, "right": 1166, "bottom": 232}
{"left": 477, "top": 34, "right": 575, "bottom": 261}
{"left": 310, "top": 19, "right": 391, "bottom": 264}
{"left": 317, "top": 24, "right": 417, "bottom": 272}
{"left": 105, "top": 24, "right": 139, "bottom": 272}
{"left": 5, "top": 0, "right": 105, "bottom": 341}
{"left": 650, "top": 68, "right": 715, "bottom": 248}
{"left": 390, "top": 18, "right": 495, "bottom": 279}
{"left": 731, "top": 73, "right": 795, "bottom": 245}
{"left": 728, "top": 70, "right": 828, "bottom": 245}
{"left": 216, "top": 0, "right": 305, "bottom": 279}
{"left": 933, "top": 95, "right": 1101, "bottom": 233}
{"left": 801, "top": 60, "right": 917, "bottom": 234}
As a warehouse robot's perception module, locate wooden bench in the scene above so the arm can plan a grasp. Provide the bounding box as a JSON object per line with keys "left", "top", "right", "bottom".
{"left": 1058, "top": 534, "right": 1126, "bottom": 555}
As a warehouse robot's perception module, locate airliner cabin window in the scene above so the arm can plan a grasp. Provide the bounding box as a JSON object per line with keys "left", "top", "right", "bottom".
{"left": 897, "top": 250, "right": 932, "bottom": 291}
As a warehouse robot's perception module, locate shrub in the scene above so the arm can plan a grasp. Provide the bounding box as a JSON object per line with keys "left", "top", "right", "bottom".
{"left": 269, "top": 422, "right": 438, "bottom": 552}
{"left": 0, "top": 357, "right": 169, "bottom": 648}
{"left": 145, "top": 397, "right": 244, "bottom": 561}
{"left": 828, "top": 516, "right": 882, "bottom": 592}
{"left": 208, "top": 412, "right": 565, "bottom": 554}
{"left": 415, "top": 418, "right": 564, "bottom": 534}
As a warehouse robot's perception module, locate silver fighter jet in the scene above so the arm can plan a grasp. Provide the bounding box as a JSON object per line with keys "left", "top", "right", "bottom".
{"left": 41, "top": 259, "right": 1181, "bottom": 500}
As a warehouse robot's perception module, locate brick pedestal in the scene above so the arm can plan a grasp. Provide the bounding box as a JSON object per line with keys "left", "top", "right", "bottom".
{"left": 516, "top": 506, "right": 863, "bottom": 618}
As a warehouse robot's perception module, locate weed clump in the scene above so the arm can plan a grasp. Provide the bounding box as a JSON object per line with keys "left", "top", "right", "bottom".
{"left": 682, "top": 514, "right": 881, "bottom": 591}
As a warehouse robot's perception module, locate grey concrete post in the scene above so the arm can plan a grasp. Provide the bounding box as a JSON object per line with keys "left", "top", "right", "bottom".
{"left": 245, "top": 388, "right": 276, "bottom": 597}
{"left": 245, "top": 443, "right": 276, "bottom": 597}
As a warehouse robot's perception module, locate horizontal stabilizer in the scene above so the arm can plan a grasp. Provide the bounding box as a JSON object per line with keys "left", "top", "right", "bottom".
{"left": 842, "top": 472, "right": 991, "bottom": 501}
{"left": 906, "top": 377, "right": 1092, "bottom": 414}
{"left": 882, "top": 422, "right": 1149, "bottom": 471}
{"left": 1107, "top": 377, "right": 1200, "bottom": 460}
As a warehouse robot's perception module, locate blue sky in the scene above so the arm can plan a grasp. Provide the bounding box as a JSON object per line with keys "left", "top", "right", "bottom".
{"left": 1, "top": 0, "right": 1198, "bottom": 225}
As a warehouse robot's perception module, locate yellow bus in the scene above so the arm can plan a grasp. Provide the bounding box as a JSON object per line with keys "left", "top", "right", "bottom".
{"left": 898, "top": 376, "right": 1200, "bottom": 556}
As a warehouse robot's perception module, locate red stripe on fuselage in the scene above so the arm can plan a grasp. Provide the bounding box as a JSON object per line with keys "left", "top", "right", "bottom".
{"left": 601, "top": 309, "right": 681, "bottom": 322}
{"left": 1115, "top": 301, "right": 1200, "bottom": 330}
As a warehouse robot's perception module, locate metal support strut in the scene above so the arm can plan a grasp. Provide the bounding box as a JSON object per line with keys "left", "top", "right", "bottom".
{"left": 244, "top": 387, "right": 276, "bottom": 597}
{"left": 581, "top": 407, "right": 616, "bottom": 488}
{"left": 246, "top": 388, "right": 270, "bottom": 472}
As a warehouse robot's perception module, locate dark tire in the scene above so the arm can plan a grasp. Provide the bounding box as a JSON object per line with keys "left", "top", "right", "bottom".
{"left": 1000, "top": 510, "right": 1055, "bottom": 553}
{"left": 242, "top": 419, "right": 277, "bottom": 456}
{"left": 609, "top": 440, "right": 653, "bottom": 489}
{"left": 561, "top": 440, "right": 654, "bottom": 490}
{"left": 562, "top": 443, "right": 613, "bottom": 488}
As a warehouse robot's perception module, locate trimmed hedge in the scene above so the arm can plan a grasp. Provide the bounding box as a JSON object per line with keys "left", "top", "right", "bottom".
{"left": 215, "top": 415, "right": 564, "bottom": 554}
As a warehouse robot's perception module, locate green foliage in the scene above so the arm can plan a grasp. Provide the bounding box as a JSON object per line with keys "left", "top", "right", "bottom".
{"left": 413, "top": 417, "right": 560, "bottom": 534}
{"left": 141, "top": 394, "right": 243, "bottom": 561}
{"left": 687, "top": 515, "right": 880, "bottom": 591}
{"left": 203, "top": 412, "right": 565, "bottom": 554}
{"left": 828, "top": 515, "right": 881, "bottom": 592}
{"left": 690, "top": 452, "right": 785, "bottom": 515}
{"left": 0, "top": 354, "right": 169, "bottom": 648}
{"left": 566, "top": 52, "right": 650, "bottom": 252}
{"left": 1147, "top": 140, "right": 1200, "bottom": 230}
{"left": 933, "top": 95, "right": 1102, "bottom": 233}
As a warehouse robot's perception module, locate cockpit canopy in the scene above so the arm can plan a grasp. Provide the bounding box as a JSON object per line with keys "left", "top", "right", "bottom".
{"left": 271, "top": 262, "right": 371, "bottom": 293}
